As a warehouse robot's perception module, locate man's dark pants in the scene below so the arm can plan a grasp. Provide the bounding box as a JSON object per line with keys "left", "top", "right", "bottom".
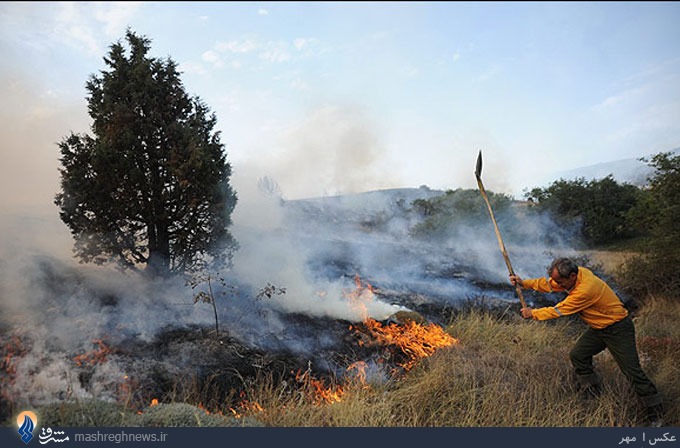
{"left": 569, "top": 315, "right": 662, "bottom": 407}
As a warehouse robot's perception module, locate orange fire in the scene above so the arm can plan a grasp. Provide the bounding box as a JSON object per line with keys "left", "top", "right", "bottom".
{"left": 73, "top": 339, "right": 113, "bottom": 367}
{"left": 1, "top": 335, "right": 28, "bottom": 406}
{"left": 135, "top": 397, "right": 158, "bottom": 415}
{"left": 344, "top": 274, "right": 375, "bottom": 321}
{"left": 229, "top": 391, "right": 265, "bottom": 418}
{"left": 197, "top": 402, "right": 211, "bottom": 414}
{"left": 346, "top": 361, "right": 368, "bottom": 385}
{"left": 346, "top": 274, "right": 458, "bottom": 372}
{"left": 362, "top": 318, "right": 457, "bottom": 371}
{"left": 2, "top": 335, "right": 26, "bottom": 378}
{"left": 119, "top": 374, "right": 140, "bottom": 405}
{"left": 295, "top": 369, "right": 345, "bottom": 405}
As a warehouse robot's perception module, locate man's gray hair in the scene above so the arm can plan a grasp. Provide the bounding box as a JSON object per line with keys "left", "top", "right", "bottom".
{"left": 548, "top": 257, "right": 579, "bottom": 278}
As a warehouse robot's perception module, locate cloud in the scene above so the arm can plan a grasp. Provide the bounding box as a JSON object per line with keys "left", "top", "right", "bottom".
{"left": 210, "top": 36, "right": 324, "bottom": 70}
{"left": 210, "top": 37, "right": 295, "bottom": 69}
{"left": 258, "top": 41, "right": 292, "bottom": 63}
{"left": 201, "top": 49, "right": 223, "bottom": 68}
{"left": 215, "top": 38, "right": 259, "bottom": 54}
{"left": 54, "top": 3, "right": 101, "bottom": 55}
{"left": 179, "top": 60, "right": 208, "bottom": 76}
{"left": 93, "top": 1, "right": 144, "bottom": 37}
{"left": 477, "top": 63, "right": 502, "bottom": 82}
{"left": 52, "top": 2, "right": 141, "bottom": 57}
{"left": 593, "top": 85, "right": 649, "bottom": 111}
{"left": 289, "top": 77, "right": 309, "bottom": 91}
{"left": 293, "top": 38, "right": 309, "bottom": 51}
{"left": 0, "top": 2, "right": 142, "bottom": 60}
{"left": 402, "top": 65, "right": 420, "bottom": 78}
{"left": 588, "top": 60, "right": 680, "bottom": 151}
{"left": 292, "top": 37, "right": 323, "bottom": 55}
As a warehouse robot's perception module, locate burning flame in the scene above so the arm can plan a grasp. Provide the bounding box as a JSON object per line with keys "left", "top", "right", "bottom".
{"left": 346, "top": 361, "right": 368, "bottom": 385}
{"left": 73, "top": 339, "right": 113, "bottom": 367}
{"left": 344, "top": 274, "right": 375, "bottom": 321}
{"left": 2, "top": 335, "right": 26, "bottom": 378}
{"left": 1, "top": 335, "right": 27, "bottom": 405}
{"left": 295, "top": 369, "right": 345, "bottom": 405}
{"left": 362, "top": 318, "right": 457, "bottom": 371}
{"left": 229, "top": 391, "right": 265, "bottom": 418}
{"left": 346, "top": 274, "right": 458, "bottom": 372}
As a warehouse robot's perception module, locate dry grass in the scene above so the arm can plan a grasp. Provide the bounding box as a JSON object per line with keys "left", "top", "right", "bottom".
{"left": 8, "top": 245, "right": 674, "bottom": 428}
{"left": 583, "top": 250, "right": 637, "bottom": 279}
{"left": 238, "top": 301, "right": 679, "bottom": 427}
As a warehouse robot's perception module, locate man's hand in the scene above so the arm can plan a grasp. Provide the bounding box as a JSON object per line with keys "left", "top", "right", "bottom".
{"left": 509, "top": 275, "right": 523, "bottom": 286}
{"left": 520, "top": 307, "right": 534, "bottom": 319}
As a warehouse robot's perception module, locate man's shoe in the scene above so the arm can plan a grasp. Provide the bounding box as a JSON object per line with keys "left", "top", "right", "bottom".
{"left": 580, "top": 384, "right": 602, "bottom": 400}
{"left": 645, "top": 404, "right": 665, "bottom": 427}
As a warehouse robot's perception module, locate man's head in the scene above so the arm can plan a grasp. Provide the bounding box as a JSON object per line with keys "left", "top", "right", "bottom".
{"left": 548, "top": 257, "right": 578, "bottom": 290}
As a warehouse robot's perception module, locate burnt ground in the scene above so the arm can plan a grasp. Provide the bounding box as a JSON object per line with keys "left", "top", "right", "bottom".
{"left": 1, "top": 287, "right": 517, "bottom": 423}
{"left": 89, "top": 284, "right": 529, "bottom": 414}
{"left": 39, "top": 314, "right": 447, "bottom": 416}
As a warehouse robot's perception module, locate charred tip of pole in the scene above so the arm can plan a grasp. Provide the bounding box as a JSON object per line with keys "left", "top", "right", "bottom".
{"left": 475, "top": 150, "right": 483, "bottom": 178}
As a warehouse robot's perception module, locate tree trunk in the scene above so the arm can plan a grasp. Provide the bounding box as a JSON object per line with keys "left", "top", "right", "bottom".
{"left": 147, "top": 221, "right": 170, "bottom": 276}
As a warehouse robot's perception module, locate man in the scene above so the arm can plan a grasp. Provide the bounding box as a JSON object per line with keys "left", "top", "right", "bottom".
{"left": 509, "top": 257, "right": 664, "bottom": 426}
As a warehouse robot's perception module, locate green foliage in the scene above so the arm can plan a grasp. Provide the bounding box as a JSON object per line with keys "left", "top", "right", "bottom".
{"left": 137, "top": 403, "right": 254, "bottom": 427}
{"left": 54, "top": 29, "right": 237, "bottom": 276}
{"left": 524, "top": 175, "right": 640, "bottom": 246}
{"left": 410, "top": 188, "right": 512, "bottom": 239}
{"left": 35, "top": 400, "right": 136, "bottom": 427}
{"left": 620, "top": 152, "right": 680, "bottom": 297}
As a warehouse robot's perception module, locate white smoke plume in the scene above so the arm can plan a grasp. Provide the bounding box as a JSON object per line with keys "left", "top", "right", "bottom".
{"left": 229, "top": 162, "right": 408, "bottom": 323}
{"left": 250, "top": 104, "right": 403, "bottom": 200}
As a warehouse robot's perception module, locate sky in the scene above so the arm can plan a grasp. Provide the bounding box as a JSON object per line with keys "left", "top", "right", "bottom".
{"left": 2, "top": 1, "right": 680, "bottom": 214}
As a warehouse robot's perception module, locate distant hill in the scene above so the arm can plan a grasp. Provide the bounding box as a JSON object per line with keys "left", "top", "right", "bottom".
{"left": 285, "top": 148, "right": 680, "bottom": 207}
{"left": 551, "top": 147, "right": 680, "bottom": 187}
{"left": 283, "top": 185, "right": 445, "bottom": 231}
{"left": 290, "top": 186, "right": 444, "bottom": 210}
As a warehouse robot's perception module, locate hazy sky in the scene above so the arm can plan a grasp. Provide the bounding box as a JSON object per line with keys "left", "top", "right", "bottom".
{"left": 2, "top": 1, "right": 680, "bottom": 211}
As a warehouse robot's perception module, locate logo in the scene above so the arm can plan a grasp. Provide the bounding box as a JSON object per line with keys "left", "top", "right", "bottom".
{"left": 16, "top": 411, "right": 37, "bottom": 444}
{"left": 38, "top": 427, "right": 69, "bottom": 444}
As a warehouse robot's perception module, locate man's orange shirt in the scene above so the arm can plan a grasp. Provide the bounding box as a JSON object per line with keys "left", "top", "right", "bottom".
{"left": 521, "top": 267, "right": 628, "bottom": 329}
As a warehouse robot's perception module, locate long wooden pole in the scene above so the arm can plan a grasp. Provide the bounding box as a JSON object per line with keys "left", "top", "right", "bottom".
{"left": 474, "top": 150, "right": 527, "bottom": 308}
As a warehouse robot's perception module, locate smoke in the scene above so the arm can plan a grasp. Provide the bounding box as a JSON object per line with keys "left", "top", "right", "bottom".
{"left": 248, "top": 104, "right": 403, "bottom": 200}
{"left": 228, "top": 162, "right": 407, "bottom": 324}
{"left": 0, "top": 246, "right": 189, "bottom": 405}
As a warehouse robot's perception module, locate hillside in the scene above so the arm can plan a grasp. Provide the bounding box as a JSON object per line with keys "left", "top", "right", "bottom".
{"left": 550, "top": 147, "right": 680, "bottom": 187}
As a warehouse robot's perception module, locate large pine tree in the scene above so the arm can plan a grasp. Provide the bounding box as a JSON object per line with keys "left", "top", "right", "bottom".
{"left": 55, "top": 29, "right": 237, "bottom": 276}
